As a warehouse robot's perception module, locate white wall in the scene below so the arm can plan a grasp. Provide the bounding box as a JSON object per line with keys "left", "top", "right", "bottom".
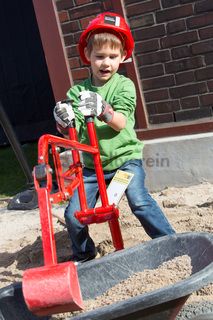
{"left": 143, "top": 132, "right": 213, "bottom": 192}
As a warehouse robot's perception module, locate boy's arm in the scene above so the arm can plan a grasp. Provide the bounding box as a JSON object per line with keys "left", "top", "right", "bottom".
{"left": 78, "top": 91, "right": 127, "bottom": 132}
{"left": 106, "top": 110, "right": 126, "bottom": 131}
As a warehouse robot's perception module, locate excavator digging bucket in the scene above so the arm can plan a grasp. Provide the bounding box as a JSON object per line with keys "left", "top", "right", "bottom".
{"left": 22, "top": 261, "right": 83, "bottom": 316}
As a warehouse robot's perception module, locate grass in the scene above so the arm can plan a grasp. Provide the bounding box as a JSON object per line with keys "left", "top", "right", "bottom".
{"left": 0, "top": 142, "right": 38, "bottom": 198}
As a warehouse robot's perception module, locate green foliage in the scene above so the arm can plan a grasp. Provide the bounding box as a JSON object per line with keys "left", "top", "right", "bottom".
{"left": 0, "top": 143, "right": 38, "bottom": 197}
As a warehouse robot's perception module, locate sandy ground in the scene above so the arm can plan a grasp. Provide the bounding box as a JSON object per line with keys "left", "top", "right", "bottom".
{"left": 0, "top": 182, "right": 213, "bottom": 318}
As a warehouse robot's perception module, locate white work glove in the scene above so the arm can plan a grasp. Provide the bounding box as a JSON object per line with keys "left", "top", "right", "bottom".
{"left": 53, "top": 100, "right": 75, "bottom": 128}
{"left": 78, "top": 91, "right": 114, "bottom": 123}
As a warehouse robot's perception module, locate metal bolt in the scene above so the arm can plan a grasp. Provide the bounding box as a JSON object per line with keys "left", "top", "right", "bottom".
{"left": 48, "top": 168, "right": 53, "bottom": 174}
{"left": 49, "top": 147, "right": 61, "bottom": 154}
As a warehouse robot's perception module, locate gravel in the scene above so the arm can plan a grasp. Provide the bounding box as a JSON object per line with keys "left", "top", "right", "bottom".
{"left": 177, "top": 302, "right": 213, "bottom": 319}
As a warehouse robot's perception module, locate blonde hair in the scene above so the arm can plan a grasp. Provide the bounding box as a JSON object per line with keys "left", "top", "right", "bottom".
{"left": 86, "top": 32, "right": 125, "bottom": 56}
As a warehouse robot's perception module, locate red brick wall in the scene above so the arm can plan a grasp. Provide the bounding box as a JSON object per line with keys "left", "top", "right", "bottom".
{"left": 55, "top": 0, "right": 213, "bottom": 126}
{"left": 126, "top": 0, "right": 213, "bottom": 124}
{"left": 56, "top": 0, "right": 114, "bottom": 81}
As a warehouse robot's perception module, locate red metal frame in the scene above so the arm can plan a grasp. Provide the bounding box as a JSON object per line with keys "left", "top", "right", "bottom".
{"left": 22, "top": 117, "right": 124, "bottom": 316}
{"left": 35, "top": 117, "right": 124, "bottom": 266}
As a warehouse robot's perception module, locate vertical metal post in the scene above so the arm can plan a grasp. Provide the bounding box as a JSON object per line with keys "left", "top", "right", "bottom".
{"left": 0, "top": 100, "right": 33, "bottom": 185}
{"left": 86, "top": 117, "right": 109, "bottom": 207}
{"left": 68, "top": 124, "right": 88, "bottom": 212}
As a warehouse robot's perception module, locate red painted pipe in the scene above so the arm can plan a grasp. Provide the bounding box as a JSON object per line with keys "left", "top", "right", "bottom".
{"left": 23, "top": 117, "right": 124, "bottom": 316}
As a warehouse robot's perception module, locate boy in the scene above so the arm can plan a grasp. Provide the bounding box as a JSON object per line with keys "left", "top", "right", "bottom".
{"left": 54, "top": 12, "right": 175, "bottom": 263}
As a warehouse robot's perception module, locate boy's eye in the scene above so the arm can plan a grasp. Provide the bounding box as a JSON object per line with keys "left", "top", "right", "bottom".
{"left": 95, "top": 55, "right": 118, "bottom": 59}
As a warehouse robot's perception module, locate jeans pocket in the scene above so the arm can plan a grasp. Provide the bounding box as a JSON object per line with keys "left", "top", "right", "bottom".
{"left": 120, "top": 159, "right": 143, "bottom": 170}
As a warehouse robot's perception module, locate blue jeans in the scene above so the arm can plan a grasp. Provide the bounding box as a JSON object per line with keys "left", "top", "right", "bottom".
{"left": 65, "top": 159, "right": 175, "bottom": 258}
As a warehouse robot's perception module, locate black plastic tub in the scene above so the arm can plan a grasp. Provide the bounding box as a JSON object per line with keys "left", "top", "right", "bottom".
{"left": 0, "top": 282, "right": 50, "bottom": 320}
{"left": 0, "top": 232, "right": 213, "bottom": 320}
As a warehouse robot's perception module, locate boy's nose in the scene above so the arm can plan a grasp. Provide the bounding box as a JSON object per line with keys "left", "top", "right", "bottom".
{"left": 102, "top": 57, "right": 110, "bottom": 66}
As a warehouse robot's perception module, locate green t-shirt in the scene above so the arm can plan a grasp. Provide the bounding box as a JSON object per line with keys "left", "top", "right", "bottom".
{"left": 67, "top": 73, "right": 143, "bottom": 171}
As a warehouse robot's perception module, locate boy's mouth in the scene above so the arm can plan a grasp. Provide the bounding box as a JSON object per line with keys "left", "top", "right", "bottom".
{"left": 99, "top": 70, "right": 111, "bottom": 75}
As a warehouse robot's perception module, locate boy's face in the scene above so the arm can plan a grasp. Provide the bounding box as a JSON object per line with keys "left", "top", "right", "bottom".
{"left": 85, "top": 44, "right": 126, "bottom": 86}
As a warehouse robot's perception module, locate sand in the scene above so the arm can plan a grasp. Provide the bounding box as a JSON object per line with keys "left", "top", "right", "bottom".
{"left": 0, "top": 182, "right": 212, "bottom": 319}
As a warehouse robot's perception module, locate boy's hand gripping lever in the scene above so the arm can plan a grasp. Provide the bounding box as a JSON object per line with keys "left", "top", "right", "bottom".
{"left": 54, "top": 99, "right": 75, "bottom": 128}
{"left": 53, "top": 100, "right": 75, "bottom": 134}
{"left": 78, "top": 91, "right": 114, "bottom": 123}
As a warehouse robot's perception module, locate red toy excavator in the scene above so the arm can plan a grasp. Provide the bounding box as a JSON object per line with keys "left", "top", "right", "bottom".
{"left": 22, "top": 115, "right": 124, "bottom": 316}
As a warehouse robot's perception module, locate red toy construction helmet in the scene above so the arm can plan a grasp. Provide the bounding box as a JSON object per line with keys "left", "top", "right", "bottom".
{"left": 79, "top": 12, "right": 134, "bottom": 64}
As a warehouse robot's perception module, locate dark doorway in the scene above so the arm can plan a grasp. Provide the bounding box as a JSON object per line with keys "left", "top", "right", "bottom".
{"left": 0, "top": 0, "right": 56, "bottom": 145}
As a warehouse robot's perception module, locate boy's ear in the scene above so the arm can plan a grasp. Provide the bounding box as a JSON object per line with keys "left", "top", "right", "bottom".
{"left": 84, "top": 48, "right": 91, "bottom": 62}
{"left": 121, "top": 50, "right": 127, "bottom": 63}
